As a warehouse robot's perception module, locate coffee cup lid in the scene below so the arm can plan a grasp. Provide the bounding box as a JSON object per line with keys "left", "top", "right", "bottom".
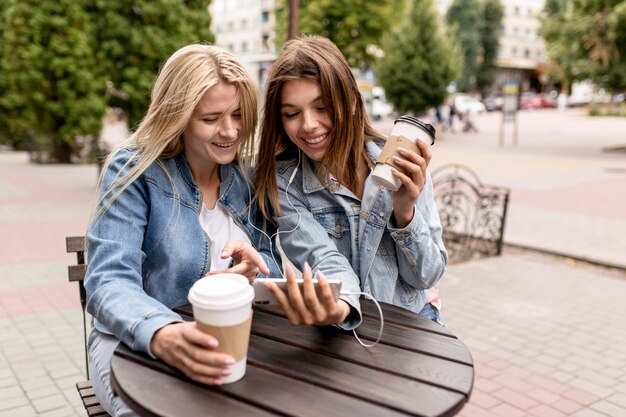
{"left": 394, "top": 115, "right": 436, "bottom": 141}
{"left": 188, "top": 274, "right": 254, "bottom": 310}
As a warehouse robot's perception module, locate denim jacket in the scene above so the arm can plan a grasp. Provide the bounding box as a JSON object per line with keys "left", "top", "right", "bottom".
{"left": 85, "top": 147, "right": 281, "bottom": 356}
{"left": 275, "top": 139, "right": 447, "bottom": 328}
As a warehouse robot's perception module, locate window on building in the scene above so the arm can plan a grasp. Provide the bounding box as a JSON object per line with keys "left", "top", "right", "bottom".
{"left": 513, "top": 26, "right": 519, "bottom": 37}
{"left": 262, "top": 33, "right": 270, "bottom": 52}
{"left": 241, "top": 42, "right": 248, "bottom": 53}
{"left": 241, "top": 19, "right": 247, "bottom": 29}
{"left": 228, "top": 43, "right": 235, "bottom": 52}
{"left": 514, "top": 6, "right": 519, "bottom": 16}
{"left": 261, "top": 11, "right": 269, "bottom": 23}
{"left": 512, "top": 47, "right": 518, "bottom": 57}
{"left": 524, "top": 49, "right": 530, "bottom": 58}
{"left": 227, "top": 21, "right": 233, "bottom": 31}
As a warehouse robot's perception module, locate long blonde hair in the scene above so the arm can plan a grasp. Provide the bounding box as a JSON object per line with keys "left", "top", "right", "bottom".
{"left": 255, "top": 35, "right": 381, "bottom": 220}
{"left": 94, "top": 44, "right": 258, "bottom": 220}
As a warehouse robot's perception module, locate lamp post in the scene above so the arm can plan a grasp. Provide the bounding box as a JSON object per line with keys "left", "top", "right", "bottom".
{"left": 288, "top": 0, "right": 299, "bottom": 40}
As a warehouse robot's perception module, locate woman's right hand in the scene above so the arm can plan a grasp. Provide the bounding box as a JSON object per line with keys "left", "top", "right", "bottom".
{"left": 264, "top": 263, "right": 350, "bottom": 326}
{"left": 150, "top": 322, "right": 234, "bottom": 385}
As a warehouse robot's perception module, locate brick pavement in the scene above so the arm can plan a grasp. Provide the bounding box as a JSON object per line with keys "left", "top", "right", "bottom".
{"left": 1, "top": 108, "right": 626, "bottom": 416}
{"left": 1, "top": 151, "right": 93, "bottom": 417}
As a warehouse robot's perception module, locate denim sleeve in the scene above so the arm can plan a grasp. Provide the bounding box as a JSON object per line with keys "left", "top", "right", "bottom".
{"left": 85, "top": 150, "right": 182, "bottom": 357}
{"left": 387, "top": 172, "right": 448, "bottom": 290}
{"left": 274, "top": 169, "right": 362, "bottom": 330}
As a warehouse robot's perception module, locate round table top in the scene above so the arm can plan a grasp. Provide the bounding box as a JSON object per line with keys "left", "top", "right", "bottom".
{"left": 111, "top": 300, "right": 473, "bottom": 417}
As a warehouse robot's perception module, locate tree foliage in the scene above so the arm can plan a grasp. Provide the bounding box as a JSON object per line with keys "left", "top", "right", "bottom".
{"left": 540, "top": 0, "right": 626, "bottom": 92}
{"left": 477, "top": 0, "right": 504, "bottom": 93}
{"left": 0, "top": 1, "right": 214, "bottom": 162}
{"left": 275, "top": 0, "right": 402, "bottom": 69}
{"left": 0, "top": 0, "right": 106, "bottom": 161}
{"left": 86, "top": 0, "right": 214, "bottom": 129}
{"left": 377, "top": 0, "right": 461, "bottom": 113}
{"left": 445, "top": 0, "right": 482, "bottom": 92}
{"left": 445, "top": 0, "right": 503, "bottom": 94}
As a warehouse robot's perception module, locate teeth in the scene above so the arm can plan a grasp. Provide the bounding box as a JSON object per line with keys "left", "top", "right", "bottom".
{"left": 214, "top": 141, "right": 235, "bottom": 148}
{"left": 303, "top": 134, "right": 326, "bottom": 144}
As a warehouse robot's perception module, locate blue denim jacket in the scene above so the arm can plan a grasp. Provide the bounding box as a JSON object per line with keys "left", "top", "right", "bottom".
{"left": 275, "top": 139, "right": 447, "bottom": 328}
{"left": 85, "top": 148, "right": 281, "bottom": 356}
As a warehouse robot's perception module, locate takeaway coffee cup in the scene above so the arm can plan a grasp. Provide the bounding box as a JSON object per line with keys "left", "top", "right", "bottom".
{"left": 188, "top": 273, "right": 254, "bottom": 384}
{"left": 371, "top": 115, "right": 436, "bottom": 191}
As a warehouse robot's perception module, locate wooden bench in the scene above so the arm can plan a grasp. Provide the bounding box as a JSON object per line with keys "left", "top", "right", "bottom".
{"left": 431, "top": 164, "right": 510, "bottom": 264}
{"left": 67, "top": 236, "right": 111, "bottom": 417}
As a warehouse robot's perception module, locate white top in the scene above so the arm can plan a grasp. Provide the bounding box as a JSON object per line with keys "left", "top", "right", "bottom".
{"left": 200, "top": 203, "right": 251, "bottom": 271}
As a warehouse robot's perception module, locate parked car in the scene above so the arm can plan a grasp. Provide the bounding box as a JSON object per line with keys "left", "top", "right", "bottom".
{"left": 540, "top": 93, "right": 558, "bottom": 109}
{"left": 519, "top": 92, "right": 542, "bottom": 109}
{"left": 519, "top": 92, "right": 558, "bottom": 109}
{"left": 370, "top": 86, "right": 394, "bottom": 120}
{"left": 482, "top": 93, "right": 504, "bottom": 111}
{"left": 454, "top": 93, "right": 486, "bottom": 115}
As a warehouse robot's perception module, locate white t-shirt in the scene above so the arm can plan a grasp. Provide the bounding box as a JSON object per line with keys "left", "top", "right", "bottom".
{"left": 199, "top": 203, "right": 251, "bottom": 271}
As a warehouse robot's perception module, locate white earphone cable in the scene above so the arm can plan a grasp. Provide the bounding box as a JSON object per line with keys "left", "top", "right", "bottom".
{"left": 247, "top": 150, "right": 302, "bottom": 278}
{"left": 340, "top": 290, "right": 384, "bottom": 348}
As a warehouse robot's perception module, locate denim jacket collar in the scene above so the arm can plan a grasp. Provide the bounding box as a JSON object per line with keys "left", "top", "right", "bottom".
{"left": 300, "top": 139, "right": 386, "bottom": 199}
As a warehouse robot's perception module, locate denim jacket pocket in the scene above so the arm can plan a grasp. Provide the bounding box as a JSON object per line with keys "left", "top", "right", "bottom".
{"left": 311, "top": 209, "right": 352, "bottom": 255}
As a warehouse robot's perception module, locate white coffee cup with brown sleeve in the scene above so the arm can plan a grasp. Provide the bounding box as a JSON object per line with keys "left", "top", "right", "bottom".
{"left": 371, "top": 115, "right": 436, "bottom": 191}
{"left": 188, "top": 273, "right": 254, "bottom": 384}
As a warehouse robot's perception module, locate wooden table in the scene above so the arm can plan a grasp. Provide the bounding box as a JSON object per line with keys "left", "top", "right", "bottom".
{"left": 110, "top": 300, "right": 474, "bottom": 417}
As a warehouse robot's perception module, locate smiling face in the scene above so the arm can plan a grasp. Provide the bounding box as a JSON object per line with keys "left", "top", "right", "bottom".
{"left": 280, "top": 79, "right": 333, "bottom": 161}
{"left": 182, "top": 82, "right": 242, "bottom": 172}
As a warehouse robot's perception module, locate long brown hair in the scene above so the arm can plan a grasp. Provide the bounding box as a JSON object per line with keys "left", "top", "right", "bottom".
{"left": 255, "top": 35, "right": 381, "bottom": 220}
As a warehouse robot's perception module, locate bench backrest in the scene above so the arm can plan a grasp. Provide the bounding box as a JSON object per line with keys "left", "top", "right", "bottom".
{"left": 66, "top": 235, "right": 89, "bottom": 378}
{"left": 431, "top": 164, "right": 510, "bottom": 264}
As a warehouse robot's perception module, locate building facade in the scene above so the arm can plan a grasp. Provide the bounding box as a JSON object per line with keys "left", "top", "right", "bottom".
{"left": 437, "top": 0, "right": 548, "bottom": 94}
{"left": 210, "top": 0, "right": 277, "bottom": 88}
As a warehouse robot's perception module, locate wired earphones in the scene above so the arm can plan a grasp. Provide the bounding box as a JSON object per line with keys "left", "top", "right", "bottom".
{"left": 246, "top": 149, "right": 384, "bottom": 348}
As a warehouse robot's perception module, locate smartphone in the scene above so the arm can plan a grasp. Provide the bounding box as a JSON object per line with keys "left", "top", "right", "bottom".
{"left": 252, "top": 278, "right": 342, "bottom": 306}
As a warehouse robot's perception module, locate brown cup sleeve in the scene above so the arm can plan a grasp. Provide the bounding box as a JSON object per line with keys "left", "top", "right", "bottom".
{"left": 376, "top": 135, "right": 420, "bottom": 172}
{"left": 196, "top": 312, "right": 252, "bottom": 361}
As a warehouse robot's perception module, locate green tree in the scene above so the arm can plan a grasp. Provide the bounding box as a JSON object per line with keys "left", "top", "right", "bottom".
{"left": 377, "top": 0, "right": 461, "bottom": 113}
{"left": 477, "top": 0, "right": 504, "bottom": 93}
{"left": 0, "top": 0, "right": 106, "bottom": 162}
{"left": 446, "top": 0, "right": 483, "bottom": 92}
{"left": 540, "top": 0, "right": 626, "bottom": 93}
{"left": 275, "top": 0, "right": 402, "bottom": 69}
{"left": 87, "top": 0, "right": 214, "bottom": 129}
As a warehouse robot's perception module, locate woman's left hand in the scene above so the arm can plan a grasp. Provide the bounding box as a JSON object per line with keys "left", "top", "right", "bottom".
{"left": 390, "top": 140, "right": 432, "bottom": 228}
{"left": 265, "top": 263, "right": 350, "bottom": 326}
{"left": 207, "top": 240, "right": 269, "bottom": 281}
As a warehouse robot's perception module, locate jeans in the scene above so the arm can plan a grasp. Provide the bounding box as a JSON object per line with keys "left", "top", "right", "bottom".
{"left": 87, "top": 328, "right": 139, "bottom": 417}
{"left": 418, "top": 303, "right": 444, "bottom": 326}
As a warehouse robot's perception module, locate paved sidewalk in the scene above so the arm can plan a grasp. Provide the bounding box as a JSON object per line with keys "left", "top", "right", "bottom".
{"left": 1, "top": 152, "right": 94, "bottom": 417}
{"left": 440, "top": 249, "right": 626, "bottom": 417}
{"left": 374, "top": 108, "right": 626, "bottom": 270}
{"left": 1, "top": 107, "right": 626, "bottom": 416}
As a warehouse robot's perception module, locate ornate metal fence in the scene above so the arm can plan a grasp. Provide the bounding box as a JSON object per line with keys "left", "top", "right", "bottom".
{"left": 432, "top": 164, "right": 510, "bottom": 264}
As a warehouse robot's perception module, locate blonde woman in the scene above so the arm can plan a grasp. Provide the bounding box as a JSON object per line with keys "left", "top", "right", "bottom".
{"left": 256, "top": 36, "right": 447, "bottom": 329}
{"left": 85, "top": 44, "right": 281, "bottom": 416}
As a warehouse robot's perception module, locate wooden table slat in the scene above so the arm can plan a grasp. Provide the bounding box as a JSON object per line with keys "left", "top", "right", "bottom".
{"left": 360, "top": 301, "right": 457, "bottom": 338}
{"left": 355, "top": 318, "right": 473, "bottom": 365}
{"left": 111, "top": 356, "right": 278, "bottom": 417}
{"left": 250, "top": 310, "right": 474, "bottom": 394}
{"left": 247, "top": 334, "right": 466, "bottom": 417}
